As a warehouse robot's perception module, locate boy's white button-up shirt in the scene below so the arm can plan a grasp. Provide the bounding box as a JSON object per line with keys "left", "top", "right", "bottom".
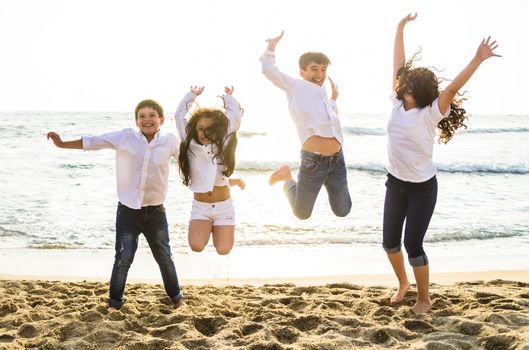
{"left": 174, "top": 92, "right": 242, "bottom": 193}
{"left": 261, "top": 50, "right": 343, "bottom": 146}
{"left": 82, "top": 129, "right": 179, "bottom": 209}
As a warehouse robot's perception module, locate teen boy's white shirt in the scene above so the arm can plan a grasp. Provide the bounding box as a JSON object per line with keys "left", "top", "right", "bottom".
{"left": 386, "top": 93, "right": 450, "bottom": 182}
{"left": 261, "top": 50, "right": 344, "bottom": 146}
{"left": 174, "top": 92, "right": 242, "bottom": 193}
{"left": 82, "top": 129, "right": 179, "bottom": 209}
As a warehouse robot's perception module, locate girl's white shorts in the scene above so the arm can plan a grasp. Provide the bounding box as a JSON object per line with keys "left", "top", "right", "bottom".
{"left": 190, "top": 198, "right": 235, "bottom": 226}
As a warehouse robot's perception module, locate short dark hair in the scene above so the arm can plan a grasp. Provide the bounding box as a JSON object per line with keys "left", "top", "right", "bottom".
{"left": 299, "top": 52, "right": 331, "bottom": 70}
{"left": 135, "top": 99, "right": 164, "bottom": 119}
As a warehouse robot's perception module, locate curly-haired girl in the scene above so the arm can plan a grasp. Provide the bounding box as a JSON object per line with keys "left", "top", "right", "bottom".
{"left": 175, "top": 86, "right": 244, "bottom": 255}
{"left": 383, "top": 13, "right": 501, "bottom": 314}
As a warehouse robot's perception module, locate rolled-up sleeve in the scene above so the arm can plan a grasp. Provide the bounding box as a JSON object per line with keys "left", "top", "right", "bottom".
{"left": 82, "top": 129, "right": 127, "bottom": 151}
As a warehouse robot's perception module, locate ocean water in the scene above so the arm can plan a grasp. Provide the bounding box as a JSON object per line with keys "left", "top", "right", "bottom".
{"left": 1, "top": 111, "right": 528, "bottom": 272}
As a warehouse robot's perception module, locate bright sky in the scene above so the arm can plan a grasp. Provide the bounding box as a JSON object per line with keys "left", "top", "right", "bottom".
{"left": 1, "top": 0, "right": 527, "bottom": 116}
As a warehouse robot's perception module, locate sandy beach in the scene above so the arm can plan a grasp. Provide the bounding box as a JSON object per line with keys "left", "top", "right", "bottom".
{"left": 1, "top": 275, "right": 529, "bottom": 350}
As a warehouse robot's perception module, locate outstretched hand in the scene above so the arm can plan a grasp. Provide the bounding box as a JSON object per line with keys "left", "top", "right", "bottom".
{"left": 328, "top": 77, "right": 338, "bottom": 101}
{"left": 190, "top": 86, "right": 204, "bottom": 96}
{"left": 224, "top": 85, "right": 235, "bottom": 95}
{"left": 475, "top": 36, "right": 502, "bottom": 62}
{"left": 398, "top": 13, "right": 417, "bottom": 28}
{"left": 266, "top": 31, "right": 284, "bottom": 51}
{"left": 47, "top": 131, "right": 64, "bottom": 148}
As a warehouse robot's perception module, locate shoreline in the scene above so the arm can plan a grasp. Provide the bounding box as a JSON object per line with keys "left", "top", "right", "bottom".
{"left": 2, "top": 269, "right": 529, "bottom": 287}
{"left": 2, "top": 246, "right": 529, "bottom": 286}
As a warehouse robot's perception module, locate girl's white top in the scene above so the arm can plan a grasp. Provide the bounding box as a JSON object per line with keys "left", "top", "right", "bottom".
{"left": 386, "top": 93, "right": 450, "bottom": 183}
{"left": 261, "top": 50, "right": 343, "bottom": 146}
{"left": 174, "top": 92, "right": 242, "bottom": 193}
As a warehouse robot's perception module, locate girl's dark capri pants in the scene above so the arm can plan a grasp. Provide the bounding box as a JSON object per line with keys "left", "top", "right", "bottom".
{"left": 382, "top": 173, "right": 438, "bottom": 266}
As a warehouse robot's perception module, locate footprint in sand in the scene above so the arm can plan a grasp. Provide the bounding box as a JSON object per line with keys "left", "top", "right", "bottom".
{"left": 79, "top": 310, "right": 104, "bottom": 322}
{"left": 247, "top": 340, "right": 285, "bottom": 350}
{"left": 271, "top": 325, "right": 300, "bottom": 344}
{"left": 193, "top": 316, "right": 227, "bottom": 336}
{"left": 370, "top": 328, "right": 391, "bottom": 344}
{"left": 17, "top": 323, "right": 38, "bottom": 338}
{"left": 372, "top": 306, "right": 395, "bottom": 317}
{"left": 127, "top": 338, "right": 173, "bottom": 350}
{"left": 241, "top": 322, "right": 263, "bottom": 336}
{"left": 0, "top": 334, "right": 15, "bottom": 343}
{"left": 485, "top": 313, "right": 512, "bottom": 326}
{"left": 291, "top": 315, "right": 321, "bottom": 332}
{"left": 403, "top": 319, "right": 435, "bottom": 333}
{"left": 180, "top": 337, "right": 210, "bottom": 349}
{"left": 458, "top": 320, "right": 482, "bottom": 336}
{"left": 481, "top": 334, "right": 516, "bottom": 350}
{"left": 149, "top": 324, "right": 187, "bottom": 340}
{"left": 0, "top": 302, "right": 19, "bottom": 317}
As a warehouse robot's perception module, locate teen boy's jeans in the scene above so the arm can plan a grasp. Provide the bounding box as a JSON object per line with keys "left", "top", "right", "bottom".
{"left": 109, "top": 202, "right": 182, "bottom": 308}
{"left": 284, "top": 149, "right": 352, "bottom": 220}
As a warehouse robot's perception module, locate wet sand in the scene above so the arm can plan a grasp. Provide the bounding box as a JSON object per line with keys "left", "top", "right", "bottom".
{"left": 1, "top": 278, "right": 528, "bottom": 349}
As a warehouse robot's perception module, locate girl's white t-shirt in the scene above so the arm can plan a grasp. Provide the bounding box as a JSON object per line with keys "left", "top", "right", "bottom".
{"left": 386, "top": 93, "right": 450, "bottom": 183}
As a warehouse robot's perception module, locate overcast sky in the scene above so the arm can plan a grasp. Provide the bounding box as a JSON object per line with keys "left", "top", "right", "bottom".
{"left": 1, "top": 0, "right": 527, "bottom": 116}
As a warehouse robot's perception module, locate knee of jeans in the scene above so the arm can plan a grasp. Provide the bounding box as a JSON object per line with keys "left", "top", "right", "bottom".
{"left": 114, "top": 257, "right": 133, "bottom": 271}
{"left": 154, "top": 253, "right": 174, "bottom": 266}
{"left": 332, "top": 203, "right": 351, "bottom": 217}
{"left": 382, "top": 242, "right": 401, "bottom": 254}
{"left": 408, "top": 254, "right": 429, "bottom": 266}
{"left": 293, "top": 207, "right": 312, "bottom": 220}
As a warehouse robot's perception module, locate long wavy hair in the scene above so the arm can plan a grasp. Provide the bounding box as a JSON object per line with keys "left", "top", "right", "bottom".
{"left": 178, "top": 105, "right": 238, "bottom": 187}
{"left": 395, "top": 52, "right": 468, "bottom": 144}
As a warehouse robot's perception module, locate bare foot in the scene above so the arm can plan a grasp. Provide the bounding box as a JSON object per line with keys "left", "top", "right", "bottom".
{"left": 411, "top": 299, "right": 432, "bottom": 315}
{"left": 390, "top": 282, "right": 410, "bottom": 304}
{"left": 268, "top": 165, "right": 292, "bottom": 185}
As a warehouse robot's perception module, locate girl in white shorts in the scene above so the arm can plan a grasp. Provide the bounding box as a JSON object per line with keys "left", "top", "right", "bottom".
{"left": 175, "top": 85, "right": 244, "bottom": 255}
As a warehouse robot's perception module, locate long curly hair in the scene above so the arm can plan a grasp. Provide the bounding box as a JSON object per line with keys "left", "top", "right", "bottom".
{"left": 395, "top": 52, "right": 468, "bottom": 144}
{"left": 178, "top": 107, "right": 238, "bottom": 187}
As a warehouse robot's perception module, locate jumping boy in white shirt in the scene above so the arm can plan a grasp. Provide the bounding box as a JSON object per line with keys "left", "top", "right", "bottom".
{"left": 47, "top": 99, "right": 183, "bottom": 310}
{"left": 261, "top": 31, "right": 351, "bottom": 220}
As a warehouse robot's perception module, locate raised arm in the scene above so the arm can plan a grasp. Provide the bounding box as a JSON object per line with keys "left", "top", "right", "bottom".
{"left": 174, "top": 86, "right": 202, "bottom": 140}
{"left": 47, "top": 132, "right": 83, "bottom": 149}
{"left": 261, "top": 31, "right": 296, "bottom": 92}
{"left": 393, "top": 13, "right": 417, "bottom": 90}
{"left": 223, "top": 85, "right": 243, "bottom": 134}
{"left": 438, "top": 37, "right": 501, "bottom": 115}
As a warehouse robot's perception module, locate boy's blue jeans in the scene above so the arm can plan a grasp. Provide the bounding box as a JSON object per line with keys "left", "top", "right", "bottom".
{"left": 109, "top": 202, "right": 182, "bottom": 308}
{"left": 284, "top": 149, "right": 352, "bottom": 220}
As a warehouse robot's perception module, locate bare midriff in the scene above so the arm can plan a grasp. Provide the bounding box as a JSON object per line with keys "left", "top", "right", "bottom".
{"left": 301, "top": 136, "right": 341, "bottom": 156}
{"left": 194, "top": 186, "right": 231, "bottom": 203}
